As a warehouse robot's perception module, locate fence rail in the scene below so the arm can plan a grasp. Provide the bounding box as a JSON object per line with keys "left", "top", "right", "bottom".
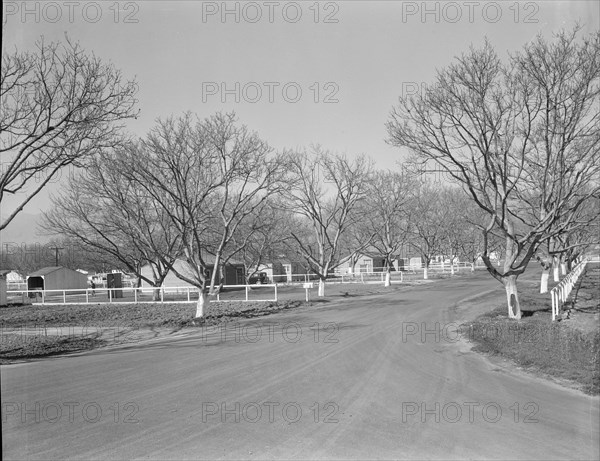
{"left": 6, "top": 262, "right": 487, "bottom": 305}
{"left": 7, "top": 284, "right": 278, "bottom": 306}
{"left": 278, "top": 262, "right": 485, "bottom": 285}
{"left": 550, "top": 258, "right": 588, "bottom": 321}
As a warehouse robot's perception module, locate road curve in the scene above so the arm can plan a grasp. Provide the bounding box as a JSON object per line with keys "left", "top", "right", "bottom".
{"left": 2, "top": 273, "right": 599, "bottom": 460}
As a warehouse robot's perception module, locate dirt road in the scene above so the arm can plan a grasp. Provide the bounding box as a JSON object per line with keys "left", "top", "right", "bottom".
{"left": 2, "top": 273, "right": 598, "bottom": 460}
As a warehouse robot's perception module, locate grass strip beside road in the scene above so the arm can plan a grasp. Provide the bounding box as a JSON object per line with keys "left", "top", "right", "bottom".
{"left": 461, "top": 264, "right": 600, "bottom": 395}
{"left": 0, "top": 300, "right": 300, "bottom": 363}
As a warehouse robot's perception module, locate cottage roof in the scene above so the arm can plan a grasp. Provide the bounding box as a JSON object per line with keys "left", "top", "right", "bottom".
{"left": 27, "top": 266, "right": 64, "bottom": 277}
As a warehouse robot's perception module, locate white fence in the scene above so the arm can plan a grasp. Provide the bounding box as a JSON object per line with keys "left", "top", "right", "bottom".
{"left": 550, "top": 259, "right": 588, "bottom": 321}
{"left": 278, "top": 262, "right": 485, "bottom": 285}
{"left": 7, "top": 284, "right": 278, "bottom": 306}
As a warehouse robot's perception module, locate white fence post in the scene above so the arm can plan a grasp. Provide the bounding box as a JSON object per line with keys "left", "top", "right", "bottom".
{"left": 550, "top": 258, "right": 588, "bottom": 321}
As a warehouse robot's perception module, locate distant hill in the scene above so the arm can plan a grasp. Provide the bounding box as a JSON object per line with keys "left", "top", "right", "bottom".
{"left": 0, "top": 212, "right": 51, "bottom": 245}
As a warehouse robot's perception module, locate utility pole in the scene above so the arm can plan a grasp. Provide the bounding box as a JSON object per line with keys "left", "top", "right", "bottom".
{"left": 49, "top": 246, "right": 63, "bottom": 266}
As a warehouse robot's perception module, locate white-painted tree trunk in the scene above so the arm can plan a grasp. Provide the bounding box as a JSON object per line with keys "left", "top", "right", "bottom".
{"left": 195, "top": 291, "right": 208, "bottom": 318}
{"left": 561, "top": 263, "right": 567, "bottom": 275}
{"left": 540, "top": 270, "right": 550, "bottom": 294}
{"left": 318, "top": 279, "right": 325, "bottom": 297}
{"left": 423, "top": 267, "right": 428, "bottom": 280}
{"left": 450, "top": 264, "right": 455, "bottom": 275}
{"left": 503, "top": 275, "right": 521, "bottom": 319}
{"left": 470, "top": 263, "right": 475, "bottom": 272}
{"left": 441, "top": 260, "right": 445, "bottom": 272}
{"left": 553, "top": 266, "right": 560, "bottom": 282}
{"left": 384, "top": 271, "right": 391, "bottom": 287}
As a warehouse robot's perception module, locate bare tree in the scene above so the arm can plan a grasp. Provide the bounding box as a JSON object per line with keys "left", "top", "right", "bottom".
{"left": 1, "top": 37, "right": 138, "bottom": 231}
{"left": 405, "top": 181, "right": 453, "bottom": 279}
{"left": 283, "top": 148, "right": 373, "bottom": 296}
{"left": 122, "top": 112, "right": 287, "bottom": 317}
{"left": 337, "top": 199, "right": 376, "bottom": 276}
{"left": 41, "top": 150, "right": 180, "bottom": 300}
{"left": 536, "top": 193, "right": 600, "bottom": 292}
{"left": 363, "top": 169, "right": 414, "bottom": 286}
{"left": 231, "top": 199, "right": 292, "bottom": 284}
{"left": 388, "top": 28, "right": 599, "bottom": 318}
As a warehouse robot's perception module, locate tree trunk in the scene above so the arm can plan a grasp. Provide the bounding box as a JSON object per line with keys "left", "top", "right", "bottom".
{"left": 553, "top": 256, "right": 560, "bottom": 281}
{"left": 503, "top": 275, "right": 521, "bottom": 319}
{"left": 540, "top": 269, "right": 550, "bottom": 294}
{"left": 561, "top": 262, "right": 567, "bottom": 275}
{"left": 450, "top": 261, "right": 455, "bottom": 275}
{"left": 318, "top": 278, "right": 325, "bottom": 297}
{"left": 195, "top": 290, "right": 208, "bottom": 318}
{"left": 470, "top": 262, "right": 475, "bottom": 272}
{"left": 423, "top": 266, "right": 428, "bottom": 280}
{"left": 152, "top": 287, "right": 161, "bottom": 301}
{"left": 384, "top": 270, "right": 391, "bottom": 287}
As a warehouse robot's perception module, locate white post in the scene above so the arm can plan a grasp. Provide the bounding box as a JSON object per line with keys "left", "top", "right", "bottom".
{"left": 245, "top": 285, "right": 249, "bottom": 301}
{"left": 109, "top": 288, "right": 112, "bottom": 303}
{"left": 63, "top": 290, "right": 66, "bottom": 303}
{"left": 86, "top": 289, "right": 89, "bottom": 304}
{"left": 134, "top": 288, "right": 138, "bottom": 303}
{"left": 187, "top": 287, "right": 190, "bottom": 302}
{"left": 160, "top": 287, "right": 163, "bottom": 303}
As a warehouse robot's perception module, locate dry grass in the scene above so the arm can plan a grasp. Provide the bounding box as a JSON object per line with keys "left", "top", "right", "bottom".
{"left": 461, "top": 264, "right": 600, "bottom": 395}
{"left": 0, "top": 300, "right": 300, "bottom": 362}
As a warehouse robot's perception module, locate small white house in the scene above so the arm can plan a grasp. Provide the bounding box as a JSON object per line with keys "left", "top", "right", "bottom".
{"left": 139, "top": 259, "right": 246, "bottom": 288}
{"left": 26, "top": 266, "right": 88, "bottom": 291}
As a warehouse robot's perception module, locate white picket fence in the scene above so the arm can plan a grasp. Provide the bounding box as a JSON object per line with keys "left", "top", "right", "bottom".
{"left": 550, "top": 259, "right": 588, "bottom": 321}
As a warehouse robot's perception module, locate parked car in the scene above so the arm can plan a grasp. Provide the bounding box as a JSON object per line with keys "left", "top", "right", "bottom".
{"left": 248, "top": 272, "right": 268, "bottom": 284}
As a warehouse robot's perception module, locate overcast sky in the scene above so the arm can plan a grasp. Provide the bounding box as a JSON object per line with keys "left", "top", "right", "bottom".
{"left": 1, "top": 0, "right": 598, "bottom": 225}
